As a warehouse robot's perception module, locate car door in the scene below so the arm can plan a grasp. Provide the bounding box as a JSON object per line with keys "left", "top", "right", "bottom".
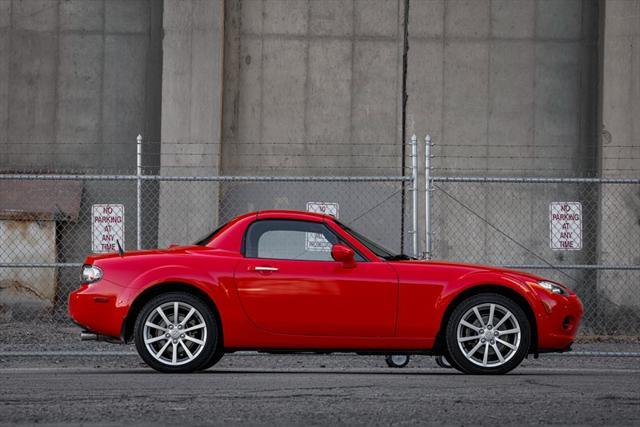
{"left": 234, "top": 219, "right": 398, "bottom": 337}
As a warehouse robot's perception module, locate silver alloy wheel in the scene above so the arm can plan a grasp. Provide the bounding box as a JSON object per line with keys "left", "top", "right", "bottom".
{"left": 143, "top": 301, "right": 208, "bottom": 366}
{"left": 456, "top": 302, "right": 521, "bottom": 368}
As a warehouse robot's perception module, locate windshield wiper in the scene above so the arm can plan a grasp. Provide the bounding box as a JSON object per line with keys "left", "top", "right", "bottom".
{"left": 384, "top": 254, "right": 415, "bottom": 261}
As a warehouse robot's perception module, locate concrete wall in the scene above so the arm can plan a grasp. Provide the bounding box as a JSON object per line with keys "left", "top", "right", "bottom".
{"left": 1, "top": 0, "right": 637, "bottom": 320}
{"left": 0, "top": 0, "right": 605, "bottom": 254}
{"left": 221, "top": 0, "right": 599, "bottom": 178}
{"left": 157, "top": 0, "right": 225, "bottom": 246}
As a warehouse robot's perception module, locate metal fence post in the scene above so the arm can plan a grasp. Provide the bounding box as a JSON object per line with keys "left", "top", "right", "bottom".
{"left": 410, "top": 134, "right": 419, "bottom": 258}
{"left": 136, "top": 134, "right": 142, "bottom": 250}
{"left": 424, "top": 134, "right": 432, "bottom": 260}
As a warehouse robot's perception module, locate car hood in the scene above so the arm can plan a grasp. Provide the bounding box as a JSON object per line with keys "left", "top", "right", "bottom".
{"left": 389, "top": 259, "right": 546, "bottom": 282}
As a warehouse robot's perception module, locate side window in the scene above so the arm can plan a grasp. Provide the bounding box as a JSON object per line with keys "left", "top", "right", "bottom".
{"left": 245, "top": 219, "right": 364, "bottom": 261}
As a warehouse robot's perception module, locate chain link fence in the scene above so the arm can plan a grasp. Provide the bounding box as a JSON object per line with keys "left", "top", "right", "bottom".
{"left": 0, "top": 174, "right": 411, "bottom": 326}
{"left": 430, "top": 177, "right": 640, "bottom": 357}
{"left": 1, "top": 141, "right": 639, "bottom": 362}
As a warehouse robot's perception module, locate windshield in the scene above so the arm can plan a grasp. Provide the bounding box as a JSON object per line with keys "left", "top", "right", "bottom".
{"left": 194, "top": 221, "right": 230, "bottom": 246}
{"left": 337, "top": 221, "right": 411, "bottom": 260}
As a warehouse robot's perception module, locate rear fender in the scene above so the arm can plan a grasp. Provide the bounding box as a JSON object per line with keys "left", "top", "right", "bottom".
{"left": 118, "top": 265, "right": 233, "bottom": 322}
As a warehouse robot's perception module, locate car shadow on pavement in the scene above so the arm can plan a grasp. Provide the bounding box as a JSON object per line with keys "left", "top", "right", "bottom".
{"left": 51, "top": 367, "right": 629, "bottom": 377}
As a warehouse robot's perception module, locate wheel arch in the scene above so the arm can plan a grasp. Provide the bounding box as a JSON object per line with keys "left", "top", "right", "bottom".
{"left": 433, "top": 284, "right": 538, "bottom": 356}
{"left": 121, "top": 281, "right": 223, "bottom": 347}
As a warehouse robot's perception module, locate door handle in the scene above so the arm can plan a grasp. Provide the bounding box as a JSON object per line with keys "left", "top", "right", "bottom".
{"left": 251, "top": 266, "right": 279, "bottom": 272}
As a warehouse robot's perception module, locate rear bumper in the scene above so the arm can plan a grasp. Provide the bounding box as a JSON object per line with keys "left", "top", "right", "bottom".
{"left": 68, "top": 281, "right": 128, "bottom": 339}
{"left": 536, "top": 292, "right": 584, "bottom": 351}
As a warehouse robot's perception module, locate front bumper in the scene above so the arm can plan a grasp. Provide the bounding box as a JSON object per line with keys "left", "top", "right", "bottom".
{"left": 535, "top": 291, "right": 584, "bottom": 351}
{"left": 68, "top": 280, "right": 128, "bottom": 339}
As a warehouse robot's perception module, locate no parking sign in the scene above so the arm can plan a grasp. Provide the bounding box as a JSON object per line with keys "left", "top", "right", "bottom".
{"left": 306, "top": 202, "right": 339, "bottom": 251}
{"left": 549, "top": 202, "right": 582, "bottom": 250}
{"left": 92, "top": 204, "right": 125, "bottom": 253}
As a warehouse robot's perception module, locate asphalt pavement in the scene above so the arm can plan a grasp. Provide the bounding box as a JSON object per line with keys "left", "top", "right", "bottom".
{"left": 1, "top": 353, "right": 639, "bottom": 426}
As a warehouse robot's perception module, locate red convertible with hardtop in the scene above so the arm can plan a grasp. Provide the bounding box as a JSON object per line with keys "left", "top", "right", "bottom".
{"left": 69, "top": 210, "right": 583, "bottom": 374}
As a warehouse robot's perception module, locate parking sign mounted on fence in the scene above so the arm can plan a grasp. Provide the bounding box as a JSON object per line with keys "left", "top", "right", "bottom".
{"left": 91, "top": 204, "right": 125, "bottom": 253}
{"left": 550, "top": 202, "right": 582, "bottom": 251}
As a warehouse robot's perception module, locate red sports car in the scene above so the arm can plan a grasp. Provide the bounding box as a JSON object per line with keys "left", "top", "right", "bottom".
{"left": 69, "top": 210, "right": 583, "bottom": 374}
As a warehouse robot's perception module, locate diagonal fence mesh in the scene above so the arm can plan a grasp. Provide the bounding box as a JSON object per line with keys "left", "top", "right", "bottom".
{"left": 1, "top": 174, "right": 639, "bottom": 361}
{"left": 0, "top": 176, "right": 411, "bottom": 328}
{"left": 430, "top": 178, "right": 640, "bottom": 356}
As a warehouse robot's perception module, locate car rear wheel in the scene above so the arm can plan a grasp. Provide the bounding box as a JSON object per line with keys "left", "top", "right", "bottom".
{"left": 134, "top": 292, "right": 218, "bottom": 373}
{"left": 445, "top": 293, "right": 530, "bottom": 374}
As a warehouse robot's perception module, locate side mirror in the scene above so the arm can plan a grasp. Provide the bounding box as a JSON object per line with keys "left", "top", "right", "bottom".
{"left": 331, "top": 244, "right": 356, "bottom": 268}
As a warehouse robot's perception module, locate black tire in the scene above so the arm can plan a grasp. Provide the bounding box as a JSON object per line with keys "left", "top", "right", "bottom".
{"left": 198, "top": 349, "right": 225, "bottom": 371}
{"left": 385, "top": 355, "right": 410, "bottom": 368}
{"left": 134, "top": 292, "right": 218, "bottom": 373}
{"left": 434, "top": 355, "right": 453, "bottom": 369}
{"left": 445, "top": 293, "right": 530, "bottom": 375}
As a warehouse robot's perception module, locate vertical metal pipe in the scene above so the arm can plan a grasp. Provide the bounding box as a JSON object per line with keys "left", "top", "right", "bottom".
{"left": 424, "top": 134, "right": 432, "bottom": 259}
{"left": 411, "top": 134, "right": 419, "bottom": 258}
{"left": 136, "top": 134, "right": 142, "bottom": 250}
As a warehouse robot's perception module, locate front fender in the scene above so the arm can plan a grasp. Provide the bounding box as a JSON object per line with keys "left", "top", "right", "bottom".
{"left": 441, "top": 270, "right": 539, "bottom": 306}
{"left": 434, "top": 270, "right": 545, "bottom": 340}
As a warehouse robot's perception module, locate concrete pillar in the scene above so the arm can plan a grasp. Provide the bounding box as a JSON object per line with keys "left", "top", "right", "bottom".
{"left": 598, "top": 0, "right": 640, "bottom": 316}
{"left": 221, "top": 0, "right": 404, "bottom": 176}
{"left": 158, "top": 0, "right": 225, "bottom": 246}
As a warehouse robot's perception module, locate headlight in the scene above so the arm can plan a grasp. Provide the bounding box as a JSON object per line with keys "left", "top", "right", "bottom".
{"left": 537, "top": 280, "right": 568, "bottom": 296}
{"left": 81, "top": 265, "right": 103, "bottom": 284}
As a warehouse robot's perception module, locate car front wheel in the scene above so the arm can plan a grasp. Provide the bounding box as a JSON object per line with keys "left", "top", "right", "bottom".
{"left": 445, "top": 293, "right": 530, "bottom": 374}
{"left": 134, "top": 292, "right": 218, "bottom": 373}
